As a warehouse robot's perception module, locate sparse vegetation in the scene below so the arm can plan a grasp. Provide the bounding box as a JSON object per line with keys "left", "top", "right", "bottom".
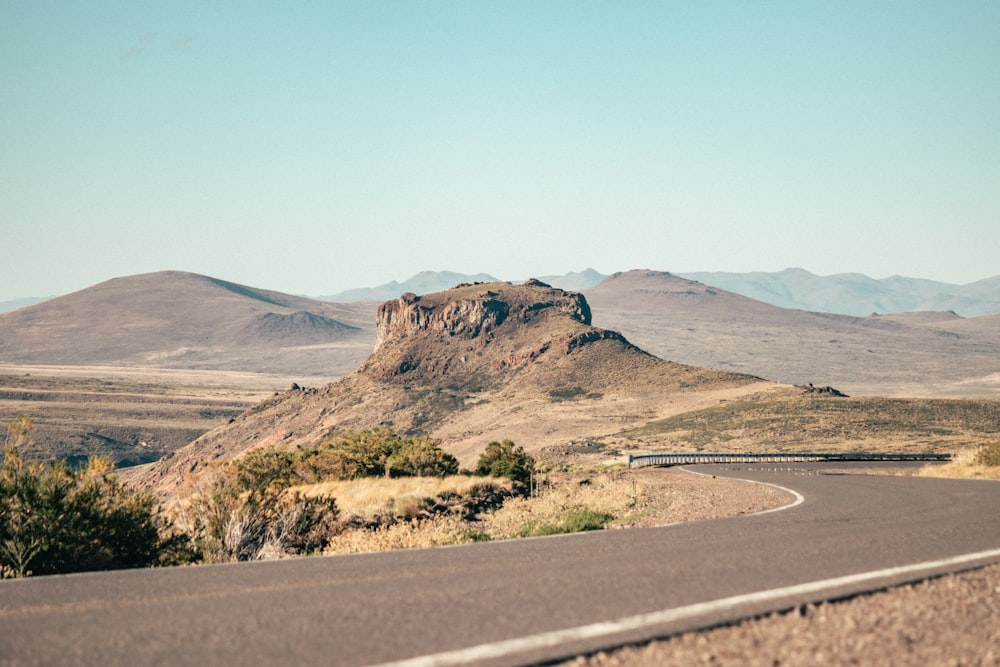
{"left": 975, "top": 442, "right": 1000, "bottom": 467}
{"left": 519, "top": 508, "right": 615, "bottom": 537}
{"left": 622, "top": 395, "right": 1000, "bottom": 454}
{"left": 299, "top": 428, "right": 459, "bottom": 481}
{"left": 475, "top": 439, "right": 536, "bottom": 492}
{"left": 172, "top": 463, "right": 339, "bottom": 563}
{"left": 1, "top": 416, "right": 195, "bottom": 578}
{"left": 916, "top": 442, "right": 1000, "bottom": 480}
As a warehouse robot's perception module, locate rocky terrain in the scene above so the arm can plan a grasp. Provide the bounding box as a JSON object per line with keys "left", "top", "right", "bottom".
{"left": 132, "top": 280, "right": 774, "bottom": 493}
{"left": 566, "top": 561, "right": 1000, "bottom": 667}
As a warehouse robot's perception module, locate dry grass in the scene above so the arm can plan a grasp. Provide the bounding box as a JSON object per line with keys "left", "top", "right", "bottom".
{"left": 291, "top": 474, "right": 510, "bottom": 518}
{"left": 307, "top": 468, "right": 785, "bottom": 556}
{"left": 323, "top": 515, "right": 476, "bottom": 555}
{"left": 915, "top": 446, "right": 1000, "bottom": 480}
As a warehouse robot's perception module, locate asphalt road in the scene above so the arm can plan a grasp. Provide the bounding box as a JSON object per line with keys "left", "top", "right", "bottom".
{"left": 2, "top": 463, "right": 1000, "bottom": 667}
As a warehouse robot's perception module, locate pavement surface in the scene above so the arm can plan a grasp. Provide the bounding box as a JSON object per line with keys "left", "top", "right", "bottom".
{"left": 2, "top": 462, "right": 999, "bottom": 667}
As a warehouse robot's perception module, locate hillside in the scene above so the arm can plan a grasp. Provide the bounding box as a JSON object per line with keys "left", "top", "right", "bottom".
{"left": 0, "top": 271, "right": 375, "bottom": 376}
{"left": 135, "top": 280, "right": 775, "bottom": 493}
{"left": 585, "top": 270, "right": 1000, "bottom": 398}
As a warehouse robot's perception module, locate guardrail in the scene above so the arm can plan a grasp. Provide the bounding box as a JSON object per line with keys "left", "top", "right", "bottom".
{"left": 627, "top": 452, "right": 952, "bottom": 468}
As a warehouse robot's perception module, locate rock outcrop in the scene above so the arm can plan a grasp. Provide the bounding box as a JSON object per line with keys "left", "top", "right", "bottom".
{"left": 133, "top": 280, "right": 774, "bottom": 494}
{"left": 358, "top": 281, "right": 626, "bottom": 387}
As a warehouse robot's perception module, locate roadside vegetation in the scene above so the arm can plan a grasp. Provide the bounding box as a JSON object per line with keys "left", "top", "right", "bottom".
{"left": 4, "top": 419, "right": 594, "bottom": 576}
{"left": 1, "top": 416, "right": 196, "bottom": 578}
{"left": 916, "top": 442, "right": 1000, "bottom": 480}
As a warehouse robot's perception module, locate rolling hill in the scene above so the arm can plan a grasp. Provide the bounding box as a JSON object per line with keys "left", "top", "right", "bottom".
{"left": 0, "top": 271, "right": 375, "bottom": 376}
{"left": 584, "top": 270, "right": 1000, "bottom": 397}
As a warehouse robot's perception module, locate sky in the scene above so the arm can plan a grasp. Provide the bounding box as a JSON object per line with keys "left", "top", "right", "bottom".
{"left": 2, "top": 2, "right": 998, "bottom": 301}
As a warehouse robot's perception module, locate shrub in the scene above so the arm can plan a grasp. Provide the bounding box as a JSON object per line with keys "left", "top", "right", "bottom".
{"left": 519, "top": 508, "right": 614, "bottom": 537}
{"left": 1, "top": 417, "right": 194, "bottom": 578}
{"left": 475, "top": 440, "right": 535, "bottom": 492}
{"left": 975, "top": 442, "right": 1000, "bottom": 467}
{"left": 174, "top": 464, "right": 339, "bottom": 563}
{"left": 300, "top": 428, "right": 457, "bottom": 481}
{"left": 385, "top": 436, "right": 459, "bottom": 478}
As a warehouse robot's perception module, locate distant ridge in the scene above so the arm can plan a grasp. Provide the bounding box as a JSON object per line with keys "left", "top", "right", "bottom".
{"left": 0, "top": 271, "right": 375, "bottom": 376}
{"left": 0, "top": 296, "right": 51, "bottom": 314}
{"left": 320, "top": 271, "right": 501, "bottom": 302}
{"left": 677, "top": 268, "right": 1000, "bottom": 317}
{"left": 319, "top": 269, "right": 608, "bottom": 302}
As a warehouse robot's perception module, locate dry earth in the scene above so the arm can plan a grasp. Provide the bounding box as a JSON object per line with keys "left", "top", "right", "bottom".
{"left": 562, "top": 562, "right": 1000, "bottom": 667}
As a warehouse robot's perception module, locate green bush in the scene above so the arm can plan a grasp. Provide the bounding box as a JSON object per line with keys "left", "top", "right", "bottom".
{"left": 299, "top": 428, "right": 458, "bottom": 481}
{"left": 975, "top": 442, "right": 1000, "bottom": 467}
{"left": 475, "top": 440, "right": 535, "bottom": 492}
{"left": 519, "top": 508, "right": 614, "bottom": 537}
{"left": 1, "top": 417, "right": 194, "bottom": 578}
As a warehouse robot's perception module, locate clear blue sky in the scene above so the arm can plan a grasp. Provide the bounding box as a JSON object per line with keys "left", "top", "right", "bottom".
{"left": 2, "top": 1, "right": 998, "bottom": 300}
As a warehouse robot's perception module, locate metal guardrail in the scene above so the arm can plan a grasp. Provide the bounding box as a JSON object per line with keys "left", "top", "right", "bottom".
{"left": 627, "top": 452, "right": 952, "bottom": 468}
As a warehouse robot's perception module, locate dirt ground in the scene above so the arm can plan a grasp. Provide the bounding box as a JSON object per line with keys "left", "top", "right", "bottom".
{"left": 561, "top": 561, "right": 1000, "bottom": 666}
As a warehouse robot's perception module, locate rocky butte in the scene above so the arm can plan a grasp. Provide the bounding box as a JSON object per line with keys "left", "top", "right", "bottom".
{"left": 134, "top": 280, "right": 777, "bottom": 495}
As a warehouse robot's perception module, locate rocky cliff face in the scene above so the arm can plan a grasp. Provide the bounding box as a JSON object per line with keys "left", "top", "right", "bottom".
{"left": 358, "top": 280, "right": 617, "bottom": 384}
{"left": 371, "top": 280, "right": 592, "bottom": 349}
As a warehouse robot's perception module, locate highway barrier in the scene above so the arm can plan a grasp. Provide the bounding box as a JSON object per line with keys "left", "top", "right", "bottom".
{"left": 627, "top": 452, "right": 952, "bottom": 468}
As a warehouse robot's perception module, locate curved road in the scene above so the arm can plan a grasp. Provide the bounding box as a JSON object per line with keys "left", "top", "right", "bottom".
{"left": 2, "top": 463, "right": 999, "bottom": 666}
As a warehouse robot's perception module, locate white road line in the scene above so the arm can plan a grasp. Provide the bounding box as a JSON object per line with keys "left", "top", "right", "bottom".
{"left": 372, "top": 547, "right": 1000, "bottom": 667}
{"left": 680, "top": 464, "right": 806, "bottom": 515}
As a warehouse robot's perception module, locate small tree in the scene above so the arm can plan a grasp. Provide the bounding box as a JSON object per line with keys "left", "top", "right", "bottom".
{"left": 1, "top": 417, "right": 194, "bottom": 578}
{"left": 475, "top": 440, "right": 535, "bottom": 493}
{"left": 385, "top": 436, "right": 459, "bottom": 478}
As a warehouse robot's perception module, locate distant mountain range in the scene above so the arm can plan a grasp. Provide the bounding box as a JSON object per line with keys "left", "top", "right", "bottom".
{"left": 6, "top": 268, "right": 998, "bottom": 317}
{"left": 320, "top": 267, "right": 1000, "bottom": 318}
{"left": 677, "top": 268, "right": 1000, "bottom": 318}
{"left": 1, "top": 269, "right": 997, "bottom": 397}
{"left": 317, "top": 268, "right": 608, "bottom": 302}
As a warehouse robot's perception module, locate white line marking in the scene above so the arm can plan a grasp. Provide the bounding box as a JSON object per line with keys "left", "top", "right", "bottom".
{"left": 371, "top": 547, "right": 1000, "bottom": 667}
{"left": 680, "top": 465, "right": 806, "bottom": 515}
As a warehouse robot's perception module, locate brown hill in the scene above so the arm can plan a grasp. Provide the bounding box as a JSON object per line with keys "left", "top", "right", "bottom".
{"left": 0, "top": 271, "right": 375, "bottom": 376}
{"left": 135, "top": 280, "right": 775, "bottom": 493}
{"left": 584, "top": 270, "right": 1000, "bottom": 398}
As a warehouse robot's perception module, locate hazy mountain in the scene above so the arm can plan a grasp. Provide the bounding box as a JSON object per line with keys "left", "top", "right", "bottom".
{"left": 136, "top": 280, "right": 771, "bottom": 491}
{"left": 0, "top": 296, "right": 51, "bottom": 314}
{"left": 320, "top": 271, "right": 500, "bottom": 302}
{"left": 320, "top": 269, "right": 608, "bottom": 302}
{"left": 585, "top": 270, "right": 1000, "bottom": 397}
{"left": 677, "top": 268, "right": 1000, "bottom": 317}
{"left": 536, "top": 268, "right": 607, "bottom": 291}
{"left": 0, "top": 271, "right": 375, "bottom": 376}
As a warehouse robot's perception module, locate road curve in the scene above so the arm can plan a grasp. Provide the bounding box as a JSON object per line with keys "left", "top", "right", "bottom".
{"left": 2, "top": 463, "right": 999, "bottom": 667}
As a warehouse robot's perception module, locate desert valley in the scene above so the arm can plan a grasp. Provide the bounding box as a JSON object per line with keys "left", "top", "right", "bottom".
{"left": 3, "top": 268, "right": 1000, "bottom": 666}
{"left": 1, "top": 268, "right": 997, "bottom": 472}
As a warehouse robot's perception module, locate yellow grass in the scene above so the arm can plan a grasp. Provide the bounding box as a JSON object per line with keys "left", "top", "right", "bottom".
{"left": 290, "top": 475, "right": 511, "bottom": 518}
{"left": 915, "top": 447, "right": 1000, "bottom": 480}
